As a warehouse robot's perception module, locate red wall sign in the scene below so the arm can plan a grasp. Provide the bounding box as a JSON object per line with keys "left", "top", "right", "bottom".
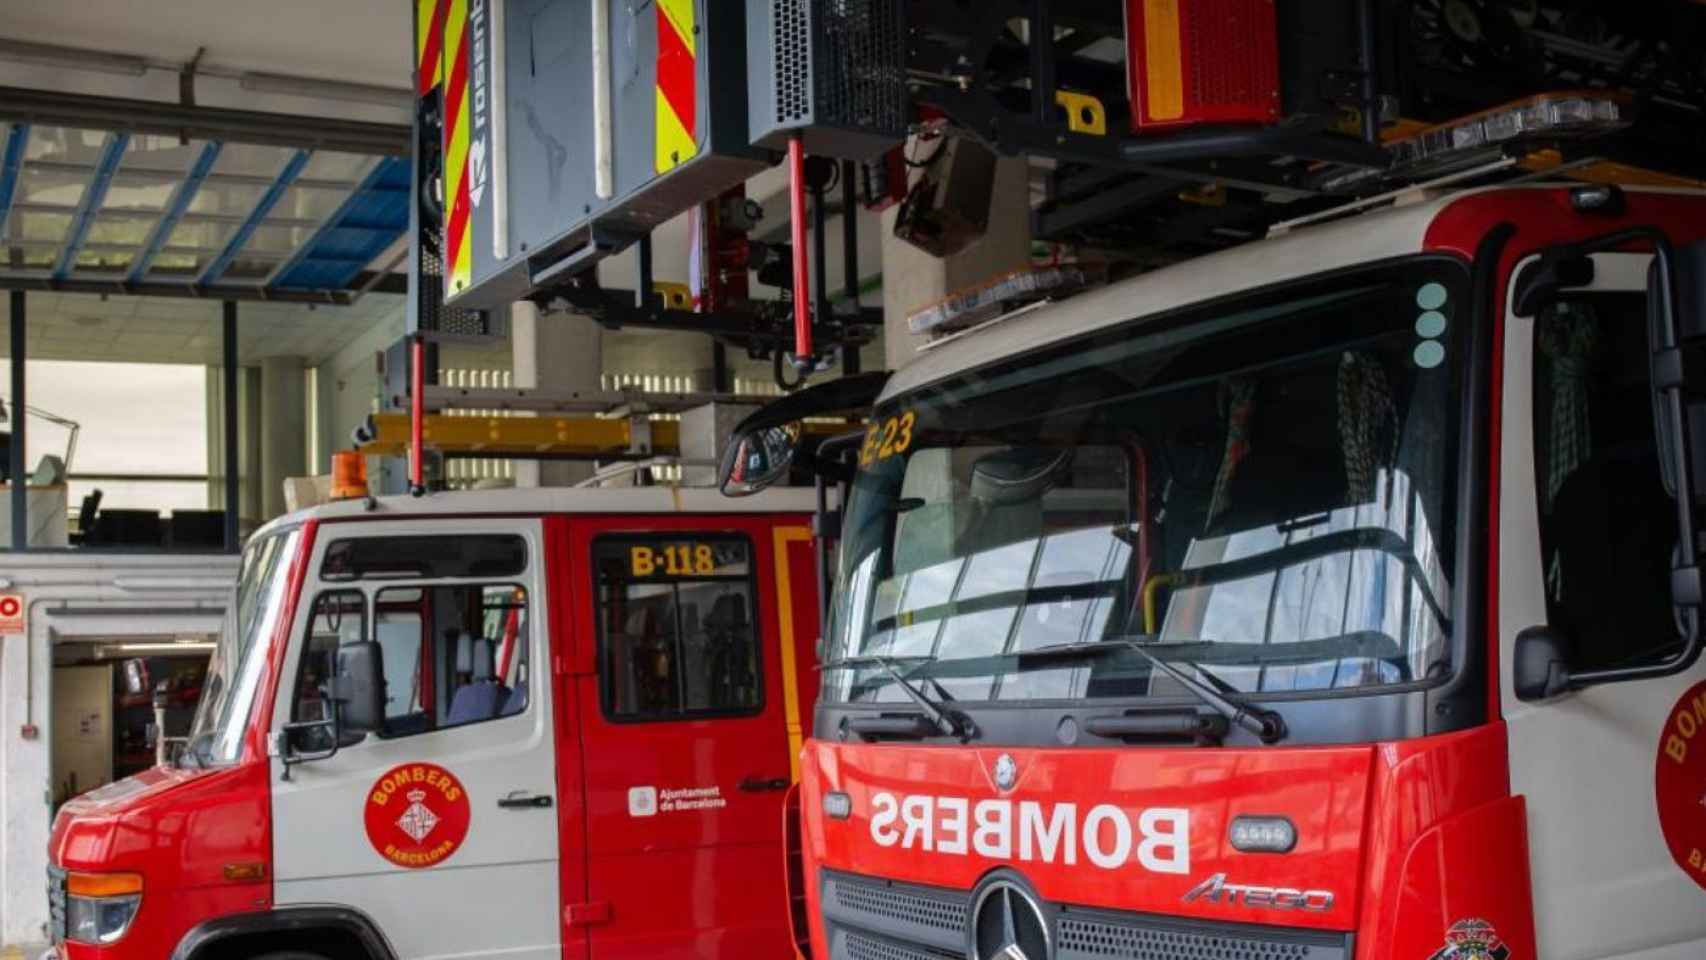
{"left": 1656, "top": 680, "right": 1706, "bottom": 892}
{"left": 0, "top": 593, "right": 25, "bottom": 634}
{"left": 364, "top": 762, "right": 472, "bottom": 869}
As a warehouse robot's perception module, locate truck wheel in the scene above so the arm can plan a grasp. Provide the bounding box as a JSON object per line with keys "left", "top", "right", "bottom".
{"left": 252, "top": 954, "right": 329, "bottom": 960}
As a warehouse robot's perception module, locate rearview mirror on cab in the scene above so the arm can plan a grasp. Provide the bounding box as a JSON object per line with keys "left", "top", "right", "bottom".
{"left": 718, "top": 371, "right": 890, "bottom": 497}
{"left": 336, "top": 641, "right": 386, "bottom": 736}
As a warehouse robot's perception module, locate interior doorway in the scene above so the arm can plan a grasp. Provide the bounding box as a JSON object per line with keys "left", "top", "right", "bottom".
{"left": 50, "top": 636, "right": 214, "bottom": 805}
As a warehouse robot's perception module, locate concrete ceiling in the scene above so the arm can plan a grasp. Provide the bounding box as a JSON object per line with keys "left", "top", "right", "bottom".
{"left": 5, "top": 290, "right": 404, "bottom": 366}
{"left": 0, "top": 0, "right": 411, "bottom": 91}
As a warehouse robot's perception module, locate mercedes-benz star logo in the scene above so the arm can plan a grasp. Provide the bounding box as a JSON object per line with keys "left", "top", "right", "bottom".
{"left": 993, "top": 753, "right": 1018, "bottom": 791}
{"left": 970, "top": 879, "right": 1050, "bottom": 960}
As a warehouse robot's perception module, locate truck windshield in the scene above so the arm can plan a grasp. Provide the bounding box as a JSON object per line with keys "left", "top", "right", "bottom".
{"left": 184, "top": 528, "right": 302, "bottom": 765}
{"left": 826, "top": 259, "right": 1468, "bottom": 706}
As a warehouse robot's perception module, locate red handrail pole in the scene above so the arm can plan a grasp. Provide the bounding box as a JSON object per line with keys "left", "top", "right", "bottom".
{"left": 410, "top": 335, "right": 425, "bottom": 494}
{"left": 787, "top": 134, "right": 813, "bottom": 362}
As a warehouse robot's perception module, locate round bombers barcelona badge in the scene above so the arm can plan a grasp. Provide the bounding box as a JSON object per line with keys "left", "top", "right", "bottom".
{"left": 1656, "top": 679, "right": 1706, "bottom": 892}
{"left": 364, "top": 762, "right": 472, "bottom": 869}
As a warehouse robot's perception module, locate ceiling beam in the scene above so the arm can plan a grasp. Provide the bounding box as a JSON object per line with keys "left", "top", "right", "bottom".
{"left": 0, "top": 85, "right": 410, "bottom": 156}
{"left": 198, "top": 149, "right": 311, "bottom": 285}
{"left": 0, "top": 124, "right": 29, "bottom": 239}
{"left": 53, "top": 131, "right": 129, "bottom": 279}
{"left": 129, "top": 141, "right": 222, "bottom": 282}
{"left": 0, "top": 273, "right": 356, "bottom": 305}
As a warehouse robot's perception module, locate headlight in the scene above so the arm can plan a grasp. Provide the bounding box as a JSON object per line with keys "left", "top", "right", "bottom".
{"left": 64, "top": 873, "right": 142, "bottom": 945}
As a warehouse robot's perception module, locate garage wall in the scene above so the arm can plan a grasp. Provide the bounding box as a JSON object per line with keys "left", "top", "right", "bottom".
{"left": 0, "top": 554, "right": 236, "bottom": 945}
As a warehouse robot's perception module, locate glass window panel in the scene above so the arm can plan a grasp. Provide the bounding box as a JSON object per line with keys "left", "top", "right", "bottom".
{"left": 87, "top": 215, "right": 154, "bottom": 247}
{"left": 270, "top": 185, "right": 352, "bottom": 224}
{"left": 593, "top": 535, "right": 762, "bottom": 721}
{"left": 220, "top": 258, "right": 278, "bottom": 281}
{"left": 240, "top": 222, "right": 320, "bottom": 257}
{"left": 209, "top": 143, "right": 295, "bottom": 180}
{"left": 100, "top": 175, "right": 181, "bottom": 213}
{"left": 300, "top": 152, "right": 375, "bottom": 185}
{"left": 74, "top": 249, "right": 131, "bottom": 274}
{"left": 14, "top": 210, "right": 72, "bottom": 244}
{"left": 16, "top": 168, "right": 88, "bottom": 208}
{"left": 186, "top": 181, "right": 268, "bottom": 219}
{"left": 166, "top": 221, "right": 237, "bottom": 254}
{"left": 23, "top": 127, "right": 108, "bottom": 164}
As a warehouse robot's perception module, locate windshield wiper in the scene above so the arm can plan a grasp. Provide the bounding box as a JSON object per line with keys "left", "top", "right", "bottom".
{"left": 822, "top": 655, "right": 976, "bottom": 740}
{"left": 1026, "top": 639, "right": 1288, "bottom": 744}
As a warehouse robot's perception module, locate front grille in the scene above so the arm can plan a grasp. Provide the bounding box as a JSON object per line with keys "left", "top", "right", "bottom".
{"left": 823, "top": 871, "right": 967, "bottom": 955}
{"left": 47, "top": 865, "right": 67, "bottom": 943}
{"left": 821, "top": 870, "right": 1352, "bottom": 960}
{"left": 842, "top": 932, "right": 956, "bottom": 960}
{"left": 1057, "top": 910, "right": 1342, "bottom": 960}
{"left": 834, "top": 875, "right": 967, "bottom": 935}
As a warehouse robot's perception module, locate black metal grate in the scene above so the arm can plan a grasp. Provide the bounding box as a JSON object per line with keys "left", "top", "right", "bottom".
{"left": 774, "top": 0, "right": 812, "bottom": 124}
{"left": 1058, "top": 916, "right": 1336, "bottom": 960}
{"left": 834, "top": 877, "right": 968, "bottom": 935}
{"left": 415, "top": 232, "right": 490, "bottom": 337}
{"left": 817, "top": 0, "right": 907, "bottom": 134}
{"left": 843, "top": 933, "right": 956, "bottom": 960}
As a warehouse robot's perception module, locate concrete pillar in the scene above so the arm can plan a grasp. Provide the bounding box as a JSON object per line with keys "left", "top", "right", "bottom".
{"left": 512, "top": 302, "right": 603, "bottom": 487}
{"left": 259, "top": 357, "right": 307, "bottom": 520}
{"left": 880, "top": 151, "right": 1033, "bottom": 371}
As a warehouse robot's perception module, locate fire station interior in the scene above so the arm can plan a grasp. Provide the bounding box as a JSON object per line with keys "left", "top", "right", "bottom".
{"left": 2, "top": 1, "right": 1706, "bottom": 958}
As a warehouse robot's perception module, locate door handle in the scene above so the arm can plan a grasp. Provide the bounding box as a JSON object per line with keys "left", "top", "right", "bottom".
{"left": 739, "top": 776, "right": 790, "bottom": 793}
{"left": 497, "top": 792, "right": 554, "bottom": 809}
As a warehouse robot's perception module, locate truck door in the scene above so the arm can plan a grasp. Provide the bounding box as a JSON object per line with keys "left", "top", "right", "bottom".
{"left": 569, "top": 516, "right": 804, "bottom": 959}
{"left": 1500, "top": 252, "right": 1706, "bottom": 957}
{"left": 269, "top": 520, "right": 563, "bottom": 960}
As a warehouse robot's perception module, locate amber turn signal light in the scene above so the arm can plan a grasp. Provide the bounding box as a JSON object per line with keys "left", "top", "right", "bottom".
{"left": 222, "top": 862, "right": 267, "bottom": 882}
{"left": 66, "top": 872, "right": 143, "bottom": 898}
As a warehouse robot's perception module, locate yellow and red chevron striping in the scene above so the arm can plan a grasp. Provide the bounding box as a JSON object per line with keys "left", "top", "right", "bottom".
{"left": 655, "top": 0, "right": 698, "bottom": 173}
{"left": 441, "top": 0, "right": 474, "bottom": 294}
{"left": 415, "top": 0, "right": 449, "bottom": 97}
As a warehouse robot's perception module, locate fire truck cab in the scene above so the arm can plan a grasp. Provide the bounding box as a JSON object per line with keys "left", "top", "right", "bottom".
{"left": 753, "top": 184, "right": 1706, "bottom": 960}
{"left": 45, "top": 485, "right": 822, "bottom": 960}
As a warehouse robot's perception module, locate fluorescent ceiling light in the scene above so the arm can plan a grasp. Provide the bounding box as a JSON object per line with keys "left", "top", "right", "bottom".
{"left": 98, "top": 640, "right": 216, "bottom": 655}
{"left": 0, "top": 39, "right": 148, "bottom": 78}
{"left": 240, "top": 72, "right": 412, "bottom": 110}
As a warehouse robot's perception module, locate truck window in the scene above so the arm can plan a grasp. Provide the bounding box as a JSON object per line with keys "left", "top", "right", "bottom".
{"left": 593, "top": 535, "right": 762, "bottom": 721}
{"left": 373, "top": 584, "right": 531, "bottom": 735}
{"left": 289, "top": 590, "right": 368, "bottom": 751}
{"left": 320, "top": 534, "right": 527, "bottom": 580}
{"left": 1532, "top": 292, "right": 1683, "bottom": 672}
{"left": 287, "top": 585, "right": 530, "bottom": 742}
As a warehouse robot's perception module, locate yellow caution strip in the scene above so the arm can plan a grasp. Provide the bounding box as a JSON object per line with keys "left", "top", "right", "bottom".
{"left": 442, "top": 0, "right": 474, "bottom": 295}
{"left": 771, "top": 525, "right": 815, "bottom": 782}
{"left": 654, "top": 0, "right": 698, "bottom": 172}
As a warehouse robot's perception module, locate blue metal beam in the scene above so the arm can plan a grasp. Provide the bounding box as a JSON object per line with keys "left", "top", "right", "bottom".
{"left": 197, "top": 148, "right": 311, "bottom": 285}
{"left": 128, "top": 141, "right": 222, "bottom": 284}
{"left": 0, "top": 124, "right": 28, "bottom": 242}
{"left": 52, "top": 131, "right": 130, "bottom": 279}
{"left": 270, "top": 155, "right": 409, "bottom": 290}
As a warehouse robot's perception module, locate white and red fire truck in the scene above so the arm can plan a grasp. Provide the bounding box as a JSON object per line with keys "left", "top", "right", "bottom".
{"left": 43, "top": 484, "right": 823, "bottom": 960}
{"left": 725, "top": 181, "right": 1706, "bottom": 960}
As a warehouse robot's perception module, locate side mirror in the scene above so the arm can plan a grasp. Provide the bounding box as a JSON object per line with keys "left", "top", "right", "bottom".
{"left": 720, "top": 423, "right": 803, "bottom": 497}
{"left": 335, "top": 641, "right": 386, "bottom": 736}
{"left": 1513, "top": 626, "right": 1572, "bottom": 702}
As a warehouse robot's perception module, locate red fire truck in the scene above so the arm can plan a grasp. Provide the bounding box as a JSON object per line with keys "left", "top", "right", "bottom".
{"left": 43, "top": 484, "right": 822, "bottom": 960}
{"left": 725, "top": 181, "right": 1706, "bottom": 960}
